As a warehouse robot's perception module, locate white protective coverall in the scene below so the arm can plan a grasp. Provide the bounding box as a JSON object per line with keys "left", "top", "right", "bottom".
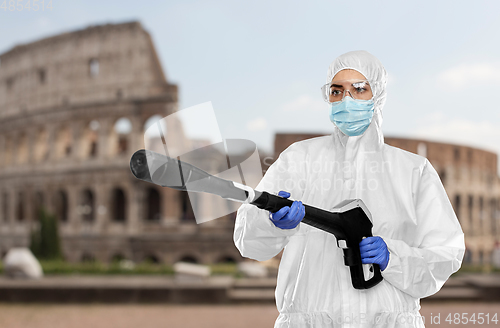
{"left": 233, "top": 50, "right": 465, "bottom": 328}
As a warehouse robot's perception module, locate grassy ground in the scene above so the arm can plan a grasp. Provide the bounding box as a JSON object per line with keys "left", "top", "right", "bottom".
{"left": 0, "top": 260, "right": 243, "bottom": 277}
{"left": 0, "top": 260, "right": 497, "bottom": 277}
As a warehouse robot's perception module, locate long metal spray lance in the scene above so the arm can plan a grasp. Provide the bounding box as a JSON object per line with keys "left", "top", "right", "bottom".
{"left": 129, "top": 149, "right": 383, "bottom": 289}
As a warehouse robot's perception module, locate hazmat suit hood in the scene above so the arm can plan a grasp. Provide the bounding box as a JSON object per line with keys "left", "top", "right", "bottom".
{"left": 326, "top": 50, "right": 388, "bottom": 151}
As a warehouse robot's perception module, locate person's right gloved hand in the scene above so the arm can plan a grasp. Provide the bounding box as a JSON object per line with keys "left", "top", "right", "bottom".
{"left": 269, "top": 191, "right": 305, "bottom": 229}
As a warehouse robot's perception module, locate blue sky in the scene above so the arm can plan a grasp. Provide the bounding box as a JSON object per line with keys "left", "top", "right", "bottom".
{"left": 1, "top": 0, "right": 500, "bottom": 170}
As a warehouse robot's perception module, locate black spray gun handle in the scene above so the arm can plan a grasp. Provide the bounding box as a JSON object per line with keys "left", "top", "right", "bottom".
{"left": 250, "top": 191, "right": 383, "bottom": 290}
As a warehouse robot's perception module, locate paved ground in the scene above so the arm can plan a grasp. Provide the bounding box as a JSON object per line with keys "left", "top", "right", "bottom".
{"left": 0, "top": 302, "right": 499, "bottom": 328}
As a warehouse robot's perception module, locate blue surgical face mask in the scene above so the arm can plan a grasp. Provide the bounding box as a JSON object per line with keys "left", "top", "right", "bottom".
{"left": 329, "top": 96, "right": 375, "bottom": 136}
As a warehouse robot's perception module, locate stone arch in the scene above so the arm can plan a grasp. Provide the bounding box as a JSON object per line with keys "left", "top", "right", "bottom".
{"left": 464, "top": 248, "right": 472, "bottom": 264}
{"left": 53, "top": 189, "right": 68, "bottom": 222}
{"left": 16, "top": 191, "right": 24, "bottom": 222}
{"left": 79, "top": 188, "right": 95, "bottom": 222}
{"left": 81, "top": 120, "right": 100, "bottom": 158}
{"left": 34, "top": 127, "right": 48, "bottom": 163}
{"left": 110, "top": 117, "right": 132, "bottom": 156}
{"left": 468, "top": 195, "right": 474, "bottom": 235}
{"left": 491, "top": 198, "right": 497, "bottom": 236}
{"left": 55, "top": 124, "right": 72, "bottom": 159}
{"left": 479, "top": 250, "right": 484, "bottom": 265}
{"left": 81, "top": 252, "right": 95, "bottom": 263}
{"left": 33, "top": 191, "right": 44, "bottom": 221}
{"left": 143, "top": 114, "right": 163, "bottom": 135}
{"left": 110, "top": 253, "right": 126, "bottom": 263}
{"left": 111, "top": 187, "right": 126, "bottom": 222}
{"left": 143, "top": 114, "right": 165, "bottom": 153}
{"left": 217, "top": 255, "right": 236, "bottom": 264}
{"left": 454, "top": 194, "right": 461, "bottom": 221}
{"left": 180, "top": 192, "right": 196, "bottom": 222}
{"left": 2, "top": 192, "right": 9, "bottom": 222}
{"left": 145, "top": 187, "right": 161, "bottom": 221}
{"left": 178, "top": 255, "right": 199, "bottom": 264}
{"left": 496, "top": 198, "right": 500, "bottom": 235}
{"left": 3, "top": 135, "right": 13, "bottom": 167}
{"left": 17, "top": 132, "right": 29, "bottom": 164}
{"left": 143, "top": 253, "right": 161, "bottom": 264}
{"left": 89, "top": 58, "right": 99, "bottom": 77}
{"left": 438, "top": 169, "right": 446, "bottom": 185}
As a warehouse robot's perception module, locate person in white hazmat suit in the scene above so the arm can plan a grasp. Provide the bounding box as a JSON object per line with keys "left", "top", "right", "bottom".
{"left": 233, "top": 50, "right": 465, "bottom": 328}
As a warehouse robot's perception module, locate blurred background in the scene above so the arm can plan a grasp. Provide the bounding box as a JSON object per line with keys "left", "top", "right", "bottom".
{"left": 0, "top": 0, "right": 499, "bottom": 327}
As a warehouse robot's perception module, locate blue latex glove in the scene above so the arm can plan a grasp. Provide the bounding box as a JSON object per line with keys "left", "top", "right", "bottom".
{"left": 359, "top": 236, "right": 390, "bottom": 271}
{"left": 269, "top": 191, "right": 305, "bottom": 230}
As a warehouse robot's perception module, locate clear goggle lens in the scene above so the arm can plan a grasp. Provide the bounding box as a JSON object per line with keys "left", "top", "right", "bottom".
{"left": 321, "top": 79, "right": 374, "bottom": 103}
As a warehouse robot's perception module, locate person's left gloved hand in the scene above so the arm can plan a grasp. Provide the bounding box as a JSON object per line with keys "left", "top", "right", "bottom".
{"left": 269, "top": 191, "right": 305, "bottom": 230}
{"left": 359, "top": 236, "right": 390, "bottom": 271}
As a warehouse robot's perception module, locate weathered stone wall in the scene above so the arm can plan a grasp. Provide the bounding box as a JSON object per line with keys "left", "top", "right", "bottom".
{"left": 0, "top": 21, "right": 241, "bottom": 265}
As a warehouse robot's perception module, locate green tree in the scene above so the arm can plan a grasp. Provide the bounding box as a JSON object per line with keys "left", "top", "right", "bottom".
{"left": 30, "top": 208, "right": 62, "bottom": 260}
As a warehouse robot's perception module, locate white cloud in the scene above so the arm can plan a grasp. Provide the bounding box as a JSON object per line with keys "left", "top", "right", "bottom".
{"left": 436, "top": 62, "right": 500, "bottom": 89}
{"left": 246, "top": 117, "right": 268, "bottom": 132}
{"left": 280, "top": 94, "right": 326, "bottom": 113}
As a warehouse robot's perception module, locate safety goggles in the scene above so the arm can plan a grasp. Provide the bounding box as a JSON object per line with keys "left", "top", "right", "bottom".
{"left": 321, "top": 79, "right": 375, "bottom": 103}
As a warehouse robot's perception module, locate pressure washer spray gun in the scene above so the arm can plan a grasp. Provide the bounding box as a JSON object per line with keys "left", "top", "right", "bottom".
{"left": 129, "top": 149, "right": 383, "bottom": 289}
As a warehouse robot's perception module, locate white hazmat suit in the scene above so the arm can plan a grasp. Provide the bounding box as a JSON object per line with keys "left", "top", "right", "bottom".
{"left": 233, "top": 50, "right": 465, "bottom": 328}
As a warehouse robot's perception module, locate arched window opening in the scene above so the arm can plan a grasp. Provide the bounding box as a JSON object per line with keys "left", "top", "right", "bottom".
{"left": 16, "top": 191, "right": 24, "bottom": 222}
{"left": 144, "top": 254, "right": 160, "bottom": 264}
{"left": 111, "top": 253, "right": 126, "bottom": 263}
{"left": 179, "top": 255, "right": 198, "bottom": 264}
{"left": 81, "top": 252, "right": 95, "bottom": 263}
{"left": 87, "top": 120, "right": 99, "bottom": 158}
{"left": 54, "top": 190, "right": 68, "bottom": 222}
{"left": 80, "top": 189, "right": 95, "bottom": 222}
{"left": 33, "top": 191, "right": 44, "bottom": 221}
{"left": 454, "top": 195, "right": 461, "bottom": 221}
{"left": 112, "top": 188, "right": 126, "bottom": 222}
{"left": 454, "top": 147, "right": 460, "bottom": 161}
{"left": 180, "top": 192, "right": 196, "bottom": 223}
{"left": 55, "top": 125, "right": 72, "bottom": 159}
{"left": 113, "top": 117, "right": 131, "bottom": 156}
{"left": 464, "top": 249, "right": 472, "bottom": 264}
{"left": 17, "top": 133, "right": 28, "bottom": 164}
{"left": 39, "top": 68, "right": 46, "bottom": 84}
{"left": 479, "top": 197, "right": 484, "bottom": 220}
{"left": 34, "top": 128, "right": 48, "bottom": 163}
{"left": 491, "top": 199, "right": 497, "bottom": 236}
{"left": 439, "top": 169, "right": 446, "bottom": 185}
{"left": 89, "top": 58, "right": 99, "bottom": 77}
{"left": 217, "top": 256, "right": 236, "bottom": 264}
{"left": 6, "top": 77, "right": 14, "bottom": 90}
{"left": 2, "top": 193, "right": 9, "bottom": 222}
{"left": 4, "top": 136, "right": 13, "bottom": 166}
{"left": 468, "top": 195, "right": 474, "bottom": 236}
{"left": 146, "top": 188, "right": 161, "bottom": 221}
{"left": 143, "top": 115, "right": 166, "bottom": 153}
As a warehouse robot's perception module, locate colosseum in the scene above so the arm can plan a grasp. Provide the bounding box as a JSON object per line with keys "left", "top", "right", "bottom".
{"left": 0, "top": 21, "right": 242, "bottom": 265}
{"left": 273, "top": 133, "right": 500, "bottom": 266}
{"left": 1, "top": 20, "right": 499, "bottom": 268}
